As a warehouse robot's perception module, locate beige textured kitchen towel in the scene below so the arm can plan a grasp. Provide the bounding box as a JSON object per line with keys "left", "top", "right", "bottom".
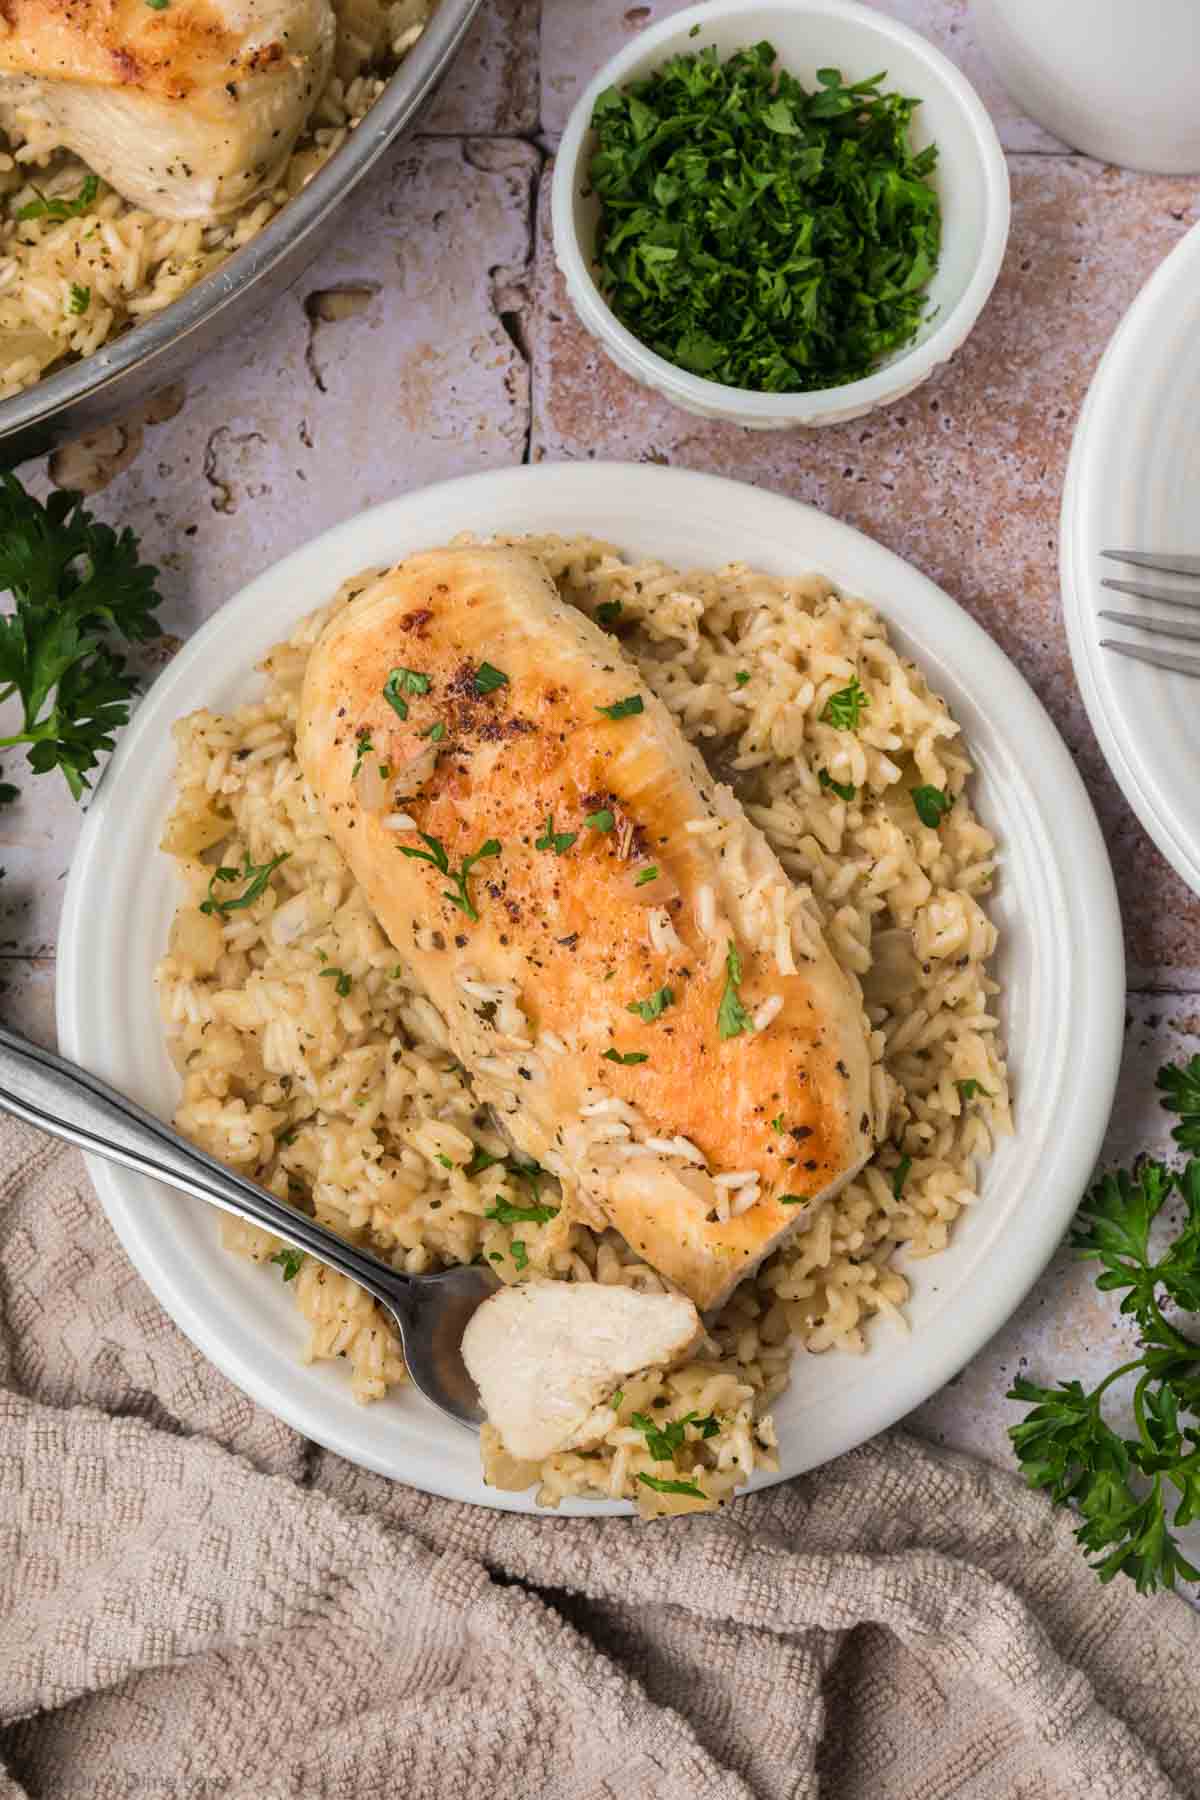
{"left": 2, "top": 1112, "right": 1199, "bottom": 1800}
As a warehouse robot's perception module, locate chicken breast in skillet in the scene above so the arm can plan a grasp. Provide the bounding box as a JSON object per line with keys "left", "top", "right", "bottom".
{"left": 297, "top": 545, "right": 876, "bottom": 1316}
{"left": 0, "top": 0, "right": 335, "bottom": 220}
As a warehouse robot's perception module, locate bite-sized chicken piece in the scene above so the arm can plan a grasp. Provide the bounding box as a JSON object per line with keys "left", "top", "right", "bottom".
{"left": 0, "top": 0, "right": 335, "bottom": 220}
{"left": 298, "top": 546, "right": 875, "bottom": 1312}
{"left": 462, "top": 1280, "right": 703, "bottom": 1463}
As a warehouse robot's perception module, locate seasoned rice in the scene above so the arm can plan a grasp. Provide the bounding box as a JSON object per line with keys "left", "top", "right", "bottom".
{"left": 155, "top": 537, "right": 1011, "bottom": 1517}
{"left": 0, "top": 0, "right": 432, "bottom": 398}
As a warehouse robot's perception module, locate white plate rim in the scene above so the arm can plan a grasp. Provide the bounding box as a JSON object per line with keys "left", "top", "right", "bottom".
{"left": 1061, "top": 220, "right": 1200, "bottom": 901}
{"left": 58, "top": 462, "right": 1124, "bottom": 1513}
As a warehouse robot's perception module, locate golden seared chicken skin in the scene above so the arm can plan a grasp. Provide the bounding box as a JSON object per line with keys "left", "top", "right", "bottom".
{"left": 298, "top": 546, "right": 876, "bottom": 1313}
{"left": 0, "top": 0, "right": 335, "bottom": 219}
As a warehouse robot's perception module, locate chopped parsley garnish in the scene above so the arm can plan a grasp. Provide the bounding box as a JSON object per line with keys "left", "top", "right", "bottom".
{"left": 351, "top": 729, "right": 373, "bottom": 777}
{"left": 588, "top": 48, "right": 940, "bottom": 395}
{"left": 628, "top": 985, "right": 673, "bottom": 1023}
{"left": 956, "top": 1078, "right": 989, "bottom": 1102}
{"left": 269, "top": 1247, "right": 304, "bottom": 1282}
{"left": 200, "top": 851, "right": 289, "bottom": 916}
{"left": 734, "top": 671, "right": 750, "bottom": 687}
{"left": 604, "top": 1048, "right": 649, "bottom": 1066}
{"left": 637, "top": 1473, "right": 706, "bottom": 1499}
{"left": 634, "top": 865, "right": 659, "bottom": 886}
{"left": 474, "top": 661, "right": 508, "bottom": 695}
{"left": 822, "top": 677, "right": 869, "bottom": 730}
{"left": 536, "top": 814, "right": 577, "bottom": 854}
{"left": 18, "top": 174, "right": 99, "bottom": 222}
{"left": 382, "top": 666, "right": 430, "bottom": 720}
{"left": 435, "top": 1153, "right": 454, "bottom": 1170}
{"left": 912, "top": 784, "right": 952, "bottom": 829}
{"left": 67, "top": 283, "right": 90, "bottom": 316}
{"left": 420, "top": 720, "right": 446, "bottom": 741}
{"left": 585, "top": 808, "right": 615, "bottom": 833}
{"left": 632, "top": 1410, "right": 721, "bottom": 1462}
{"left": 398, "top": 831, "right": 501, "bottom": 921}
{"left": 610, "top": 1389, "right": 624, "bottom": 1408}
{"left": 484, "top": 1196, "right": 560, "bottom": 1226}
{"left": 318, "top": 966, "right": 352, "bottom": 997}
{"left": 596, "top": 694, "right": 644, "bottom": 720}
{"left": 770, "top": 1114, "right": 785, "bottom": 1134}
{"left": 596, "top": 600, "right": 623, "bottom": 628}
{"left": 146, "top": 0, "right": 170, "bottom": 9}
{"left": 717, "top": 939, "right": 754, "bottom": 1040}
{"left": 778, "top": 1194, "right": 807, "bottom": 1205}
{"left": 818, "top": 768, "right": 856, "bottom": 803}
{"left": 510, "top": 1239, "right": 529, "bottom": 1272}
{"left": 892, "top": 1155, "right": 912, "bottom": 1200}
{"left": 465, "top": 1147, "right": 504, "bottom": 1178}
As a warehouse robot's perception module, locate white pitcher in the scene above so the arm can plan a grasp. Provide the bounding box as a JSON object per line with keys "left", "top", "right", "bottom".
{"left": 973, "top": 0, "right": 1200, "bottom": 173}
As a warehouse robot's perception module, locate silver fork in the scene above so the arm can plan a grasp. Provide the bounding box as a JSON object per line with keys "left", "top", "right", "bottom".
{"left": 0, "top": 1023, "right": 499, "bottom": 1430}
{"left": 1099, "top": 550, "right": 1200, "bottom": 675}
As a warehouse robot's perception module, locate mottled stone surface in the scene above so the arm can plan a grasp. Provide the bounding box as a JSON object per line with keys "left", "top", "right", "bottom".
{"left": 2, "top": 0, "right": 1200, "bottom": 1582}
{"left": 530, "top": 156, "right": 1200, "bottom": 977}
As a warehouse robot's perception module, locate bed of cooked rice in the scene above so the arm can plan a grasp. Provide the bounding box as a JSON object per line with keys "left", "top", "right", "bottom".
{"left": 155, "top": 535, "right": 1011, "bottom": 1517}
{"left": 0, "top": 0, "right": 431, "bottom": 399}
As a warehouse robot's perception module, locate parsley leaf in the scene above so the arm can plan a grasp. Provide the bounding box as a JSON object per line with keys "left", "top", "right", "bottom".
{"left": 420, "top": 720, "right": 446, "bottom": 741}
{"left": 200, "top": 851, "right": 289, "bottom": 917}
{"left": 585, "top": 808, "right": 615, "bottom": 833}
{"left": 818, "top": 768, "right": 855, "bottom": 802}
{"left": 398, "top": 831, "right": 501, "bottom": 921}
{"left": 485, "top": 1197, "right": 560, "bottom": 1226}
{"left": 510, "top": 1239, "right": 529, "bottom": 1272}
{"left": 536, "top": 813, "right": 577, "bottom": 854}
{"left": 912, "top": 785, "right": 953, "bottom": 829}
{"left": 956, "top": 1078, "right": 989, "bottom": 1102}
{"left": 474, "top": 662, "right": 508, "bottom": 695}
{"left": 319, "top": 966, "right": 352, "bottom": 997}
{"left": 383, "top": 666, "right": 430, "bottom": 720}
{"left": 637, "top": 1473, "right": 706, "bottom": 1499}
{"left": 1157, "top": 1056, "right": 1200, "bottom": 1153}
{"left": 717, "top": 939, "right": 754, "bottom": 1040}
{"left": 0, "top": 469, "right": 163, "bottom": 799}
{"left": 351, "top": 729, "right": 373, "bottom": 777}
{"left": 822, "top": 677, "right": 869, "bottom": 730}
{"left": 770, "top": 1114, "right": 785, "bottom": 1133}
{"left": 1007, "top": 1063, "right": 1200, "bottom": 1594}
{"left": 734, "top": 671, "right": 750, "bottom": 687}
{"left": 892, "top": 1154, "right": 912, "bottom": 1200}
{"left": 269, "top": 1247, "right": 304, "bottom": 1282}
{"left": 67, "top": 283, "right": 90, "bottom": 316}
{"left": 597, "top": 694, "right": 644, "bottom": 720}
{"left": 632, "top": 1409, "right": 701, "bottom": 1461}
{"left": 18, "top": 174, "right": 99, "bottom": 222}
{"left": 589, "top": 48, "right": 940, "bottom": 395}
{"left": 628, "top": 985, "right": 673, "bottom": 1023}
{"left": 778, "top": 1194, "right": 807, "bottom": 1205}
{"left": 634, "top": 865, "right": 659, "bottom": 886}
{"left": 604, "top": 1048, "right": 649, "bottom": 1065}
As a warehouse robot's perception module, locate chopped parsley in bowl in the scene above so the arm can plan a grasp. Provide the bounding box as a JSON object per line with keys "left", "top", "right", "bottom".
{"left": 588, "top": 45, "right": 941, "bottom": 396}
{"left": 551, "top": 0, "right": 1010, "bottom": 429}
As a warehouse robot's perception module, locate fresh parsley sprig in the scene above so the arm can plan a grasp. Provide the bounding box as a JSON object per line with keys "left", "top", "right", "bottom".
{"left": 199, "top": 852, "right": 289, "bottom": 917}
{"left": 0, "top": 470, "right": 163, "bottom": 800}
{"left": 717, "top": 940, "right": 754, "bottom": 1040}
{"left": 1008, "top": 1059, "right": 1200, "bottom": 1594}
{"left": 398, "top": 831, "right": 501, "bottom": 921}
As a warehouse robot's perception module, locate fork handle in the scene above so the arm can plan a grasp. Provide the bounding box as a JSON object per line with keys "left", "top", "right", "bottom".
{"left": 0, "top": 1023, "right": 410, "bottom": 1308}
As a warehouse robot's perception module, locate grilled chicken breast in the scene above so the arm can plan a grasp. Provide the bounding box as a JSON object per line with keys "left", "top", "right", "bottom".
{"left": 0, "top": 0, "right": 335, "bottom": 220}
{"left": 298, "top": 546, "right": 875, "bottom": 1313}
{"left": 462, "top": 1281, "right": 702, "bottom": 1463}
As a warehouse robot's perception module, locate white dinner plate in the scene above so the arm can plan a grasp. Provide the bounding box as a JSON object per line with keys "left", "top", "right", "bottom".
{"left": 1061, "top": 221, "right": 1200, "bottom": 899}
{"left": 58, "top": 463, "right": 1124, "bottom": 1512}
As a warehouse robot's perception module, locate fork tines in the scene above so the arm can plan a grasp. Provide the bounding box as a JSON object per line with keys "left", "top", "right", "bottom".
{"left": 1100, "top": 550, "right": 1200, "bottom": 676}
{"left": 1101, "top": 549, "right": 1200, "bottom": 577}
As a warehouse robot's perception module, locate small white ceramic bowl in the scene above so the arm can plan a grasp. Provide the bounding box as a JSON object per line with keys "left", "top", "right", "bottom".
{"left": 551, "top": 0, "right": 1011, "bottom": 430}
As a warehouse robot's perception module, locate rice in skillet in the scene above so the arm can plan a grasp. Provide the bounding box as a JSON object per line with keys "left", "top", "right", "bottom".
{"left": 0, "top": 0, "right": 431, "bottom": 398}
{"left": 155, "top": 536, "right": 1011, "bottom": 1516}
